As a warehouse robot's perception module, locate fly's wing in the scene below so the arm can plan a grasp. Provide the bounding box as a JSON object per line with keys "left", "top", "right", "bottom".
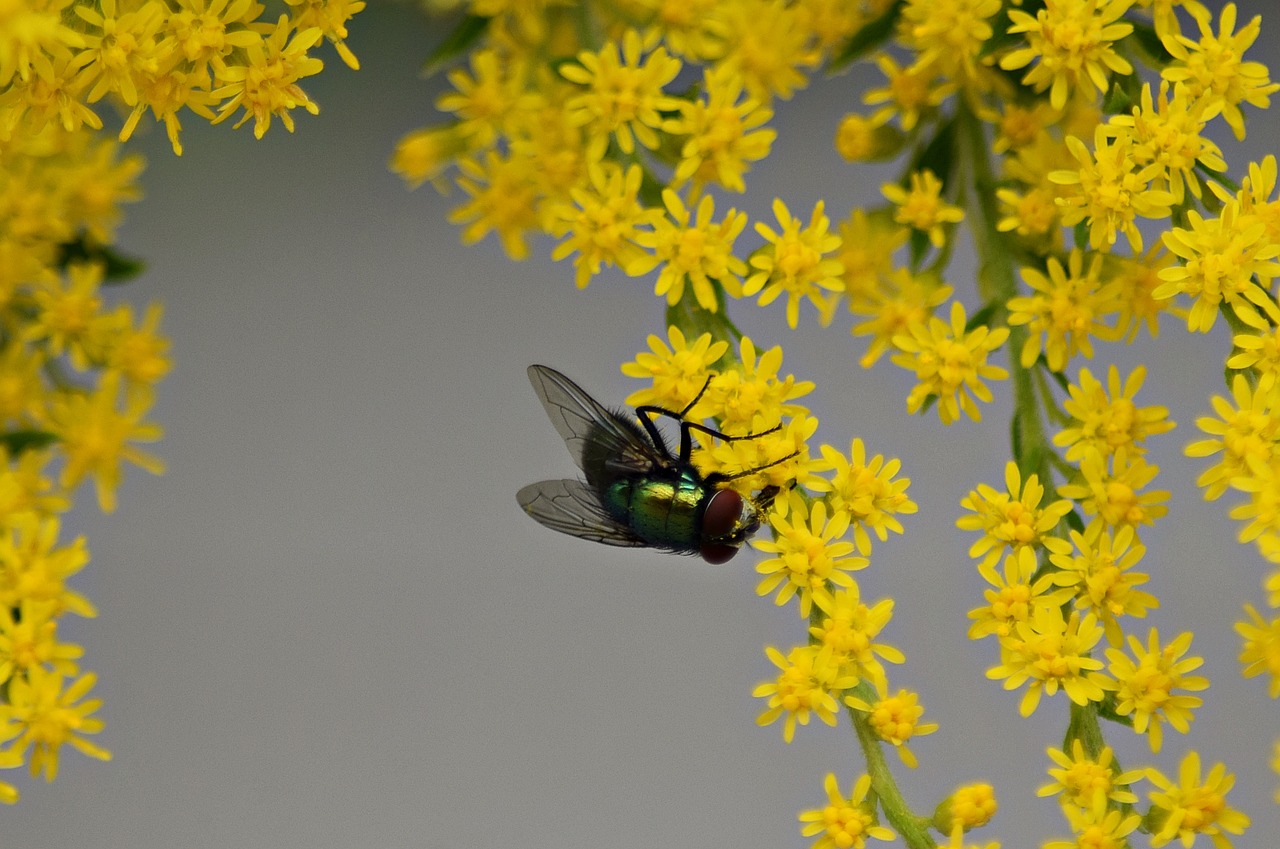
{"left": 517, "top": 479, "right": 648, "bottom": 547}
{"left": 526, "top": 365, "right": 665, "bottom": 476}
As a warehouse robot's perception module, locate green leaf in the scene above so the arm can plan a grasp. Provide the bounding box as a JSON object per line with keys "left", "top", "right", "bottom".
{"left": 1127, "top": 20, "right": 1173, "bottom": 66}
{"left": 911, "top": 115, "right": 957, "bottom": 186}
{"left": 56, "top": 236, "right": 145, "bottom": 283}
{"left": 964, "top": 302, "right": 998, "bottom": 333}
{"left": 827, "top": 0, "right": 903, "bottom": 72}
{"left": 421, "top": 14, "right": 490, "bottom": 76}
{"left": 0, "top": 430, "right": 57, "bottom": 455}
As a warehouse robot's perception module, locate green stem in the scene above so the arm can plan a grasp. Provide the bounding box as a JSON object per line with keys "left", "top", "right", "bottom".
{"left": 848, "top": 699, "right": 937, "bottom": 848}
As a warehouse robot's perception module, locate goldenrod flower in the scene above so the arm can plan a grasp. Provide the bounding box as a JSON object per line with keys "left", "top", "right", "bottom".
{"left": 667, "top": 64, "right": 775, "bottom": 193}
{"left": 627, "top": 188, "right": 749, "bottom": 311}
{"left": 753, "top": 492, "right": 866, "bottom": 617}
{"left": 1102, "top": 628, "right": 1208, "bottom": 753}
{"left": 1058, "top": 449, "right": 1169, "bottom": 531}
{"left": 968, "top": 547, "right": 1075, "bottom": 641}
{"left": 0, "top": 513, "right": 94, "bottom": 619}
{"left": 850, "top": 266, "right": 952, "bottom": 368}
{"left": 1156, "top": 201, "right": 1280, "bottom": 333}
{"left": 892, "top": 300, "right": 1009, "bottom": 425}
{"left": 1050, "top": 127, "right": 1174, "bottom": 253}
{"left": 882, "top": 169, "right": 963, "bottom": 248}
{"left": 1161, "top": 1, "right": 1279, "bottom": 140}
{"left": 810, "top": 586, "right": 903, "bottom": 693}
{"left": 844, "top": 688, "right": 938, "bottom": 768}
{"left": 1001, "top": 0, "right": 1134, "bottom": 111}
{"left": 862, "top": 53, "right": 954, "bottom": 132}
{"left": 1109, "top": 80, "right": 1226, "bottom": 204}
{"left": 1043, "top": 792, "right": 1142, "bottom": 849}
{"left": 699, "top": 408, "right": 818, "bottom": 493}
{"left": 1185, "top": 373, "right": 1280, "bottom": 501}
{"left": 435, "top": 48, "right": 531, "bottom": 149}
{"left": 1008, "top": 249, "right": 1121, "bottom": 372}
{"left": 450, "top": 149, "right": 541, "bottom": 259}
{"left": 1235, "top": 603, "right": 1280, "bottom": 698}
{"left": 935, "top": 782, "right": 998, "bottom": 834}
{"left": 743, "top": 198, "right": 844, "bottom": 329}
{"left": 621, "top": 325, "right": 728, "bottom": 412}
{"left": 559, "top": 29, "right": 682, "bottom": 161}
{"left": 637, "top": 0, "right": 729, "bottom": 63}
{"left": 0, "top": 599, "right": 83, "bottom": 683}
{"left": 809, "top": 438, "right": 916, "bottom": 555}
{"left": 1037, "top": 740, "right": 1144, "bottom": 809}
{"left": 389, "top": 125, "right": 468, "bottom": 189}
{"left": 798, "top": 773, "right": 895, "bottom": 849}
{"left": 898, "top": 0, "right": 1002, "bottom": 87}
{"left": 1054, "top": 365, "right": 1175, "bottom": 463}
{"left": 958, "top": 461, "right": 1072, "bottom": 568}
{"left": 1146, "top": 751, "right": 1251, "bottom": 848}
{"left": 0, "top": 666, "right": 110, "bottom": 782}
{"left": 549, "top": 162, "right": 658, "bottom": 288}
{"left": 716, "top": 0, "right": 819, "bottom": 102}
{"left": 1227, "top": 325, "right": 1280, "bottom": 378}
{"left": 834, "top": 110, "right": 898, "bottom": 162}
{"left": 211, "top": 17, "right": 324, "bottom": 138}
{"left": 47, "top": 374, "right": 165, "bottom": 514}
{"left": 287, "top": 0, "right": 366, "bottom": 71}
{"left": 25, "top": 264, "right": 115, "bottom": 371}
{"left": 1047, "top": 521, "right": 1157, "bottom": 645}
{"left": 104, "top": 302, "right": 173, "bottom": 391}
{"left": 986, "top": 605, "right": 1108, "bottom": 716}
{"left": 705, "top": 335, "right": 813, "bottom": 432}
{"left": 753, "top": 645, "right": 852, "bottom": 743}
{"left": 1109, "top": 245, "right": 1183, "bottom": 342}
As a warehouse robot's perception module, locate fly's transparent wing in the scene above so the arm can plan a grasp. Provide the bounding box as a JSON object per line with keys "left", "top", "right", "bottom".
{"left": 517, "top": 479, "right": 647, "bottom": 547}
{"left": 526, "top": 364, "right": 665, "bottom": 476}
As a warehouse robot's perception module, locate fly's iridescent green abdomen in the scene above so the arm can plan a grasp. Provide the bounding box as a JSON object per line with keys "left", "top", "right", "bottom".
{"left": 518, "top": 365, "right": 792, "bottom": 564}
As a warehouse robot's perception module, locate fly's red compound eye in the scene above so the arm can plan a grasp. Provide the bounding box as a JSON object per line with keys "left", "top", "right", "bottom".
{"left": 702, "top": 488, "right": 743, "bottom": 539}
{"left": 699, "top": 542, "right": 739, "bottom": 564}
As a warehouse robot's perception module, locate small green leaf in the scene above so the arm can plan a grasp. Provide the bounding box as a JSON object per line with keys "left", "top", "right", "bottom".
{"left": 0, "top": 430, "right": 57, "bottom": 455}
{"left": 421, "top": 14, "right": 490, "bottom": 76}
{"left": 1128, "top": 20, "right": 1173, "bottom": 66}
{"left": 56, "top": 236, "right": 145, "bottom": 283}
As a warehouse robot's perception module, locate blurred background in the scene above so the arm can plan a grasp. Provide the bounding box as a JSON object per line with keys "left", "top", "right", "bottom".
{"left": 7, "top": 2, "right": 1278, "bottom": 846}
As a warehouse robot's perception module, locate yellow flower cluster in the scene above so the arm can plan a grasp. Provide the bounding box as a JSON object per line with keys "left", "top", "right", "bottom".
{"left": 0, "top": 0, "right": 365, "bottom": 156}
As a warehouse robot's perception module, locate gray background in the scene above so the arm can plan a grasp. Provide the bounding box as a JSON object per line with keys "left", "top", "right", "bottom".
{"left": 7, "top": 3, "right": 1278, "bottom": 846}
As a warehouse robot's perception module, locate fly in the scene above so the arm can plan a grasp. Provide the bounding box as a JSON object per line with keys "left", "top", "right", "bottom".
{"left": 517, "top": 364, "right": 791, "bottom": 563}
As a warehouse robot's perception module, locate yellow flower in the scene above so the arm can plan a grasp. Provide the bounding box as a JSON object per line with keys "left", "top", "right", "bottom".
{"left": 1156, "top": 200, "right": 1280, "bottom": 333}
{"left": 47, "top": 374, "right": 165, "bottom": 514}
{"left": 810, "top": 585, "right": 903, "bottom": 693}
{"left": 1050, "top": 126, "right": 1174, "bottom": 253}
{"left": 449, "top": 149, "right": 541, "bottom": 260}
{"left": 898, "top": 0, "right": 1002, "bottom": 86}
{"left": 435, "top": 48, "right": 531, "bottom": 149}
{"left": 809, "top": 438, "right": 916, "bottom": 555}
{"left": 936, "top": 782, "right": 998, "bottom": 834}
{"left": 698, "top": 408, "right": 817, "bottom": 494}
{"left": 1058, "top": 449, "right": 1169, "bottom": 531}
{"left": 1185, "top": 373, "right": 1280, "bottom": 501}
{"left": 1054, "top": 365, "right": 1175, "bottom": 463}
{"left": 211, "top": 16, "right": 324, "bottom": 138}
{"left": 1108, "top": 80, "right": 1226, "bottom": 204}
{"left": 743, "top": 198, "right": 844, "bottom": 329}
{"left": 667, "top": 64, "right": 776, "bottom": 192}
{"left": 753, "top": 645, "right": 852, "bottom": 743}
{"left": 0, "top": 666, "right": 110, "bottom": 782}
{"left": 286, "top": 0, "right": 366, "bottom": 71}
{"left": 1161, "top": 2, "right": 1279, "bottom": 140}
{"left": 968, "top": 546, "right": 1075, "bottom": 640}
{"left": 24, "top": 263, "right": 114, "bottom": 371}
{"left": 891, "top": 300, "right": 1009, "bottom": 425}
{"left": 1008, "top": 249, "right": 1121, "bottom": 372}
{"left": 1047, "top": 521, "right": 1157, "bottom": 645}
{"left": 862, "top": 53, "right": 954, "bottom": 132}
{"left": 627, "top": 189, "right": 748, "bottom": 311}
{"left": 621, "top": 325, "right": 729, "bottom": 413}
{"left": 850, "top": 266, "right": 952, "bottom": 368}
{"left": 798, "top": 773, "right": 895, "bottom": 849}
{"left": 559, "top": 29, "right": 682, "bottom": 161}
{"left": 1227, "top": 325, "right": 1280, "bottom": 379}
{"left": 1109, "top": 245, "right": 1183, "bottom": 342}
{"left": 1146, "top": 751, "right": 1251, "bottom": 848}
{"left": 1001, "top": 0, "right": 1134, "bottom": 110}
{"left": 549, "top": 162, "right": 658, "bottom": 289}
{"left": 389, "top": 125, "right": 468, "bottom": 189}
{"left": 752, "top": 492, "right": 865, "bottom": 617}
{"left": 882, "top": 169, "right": 963, "bottom": 248}
{"left": 104, "top": 302, "right": 173, "bottom": 391}
{"left": 0, "top": 599, "right": 83, "bottom": 684}
{"left": 1044, "top": 793, "right": 1142, "bottom": 849}
{"left": 0, "top": 513, "right": 94, "bottom": 618}
{"left": 833, "top": 109, "right": 899, "bottom": 162}
{"left": 844, "top": 687, "right": 938, "bottom": 768}
{"left": 986, "top": 605, "right": 1108, "bottom": 716}
{"left": 1037, "top": 740, "right": 1144, "bottom": 809}
{"left": 957, "top": 461, "right": 1073, "bottom": 568}
{"left": 717, "top": 0, "right": 819, "bottom": 102}
{"left": 703, "top": 335, "right": 814, "bottom": 433}
{"left": 1235, "top": 603, "right": 1280, "bottom": 698}
{"left": 1102, "top": 628, "right": 1208, "bottom": 753}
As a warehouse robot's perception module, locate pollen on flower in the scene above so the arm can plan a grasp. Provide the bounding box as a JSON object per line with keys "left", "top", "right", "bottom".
{"left": 968, "top": 546, "right": 1075, "bottom": 641}
{"left": 1047, "top": 521, "right": 1157, "bottom": 645}
{"left": 627, "top": 189, "right": 749, "bottom": 311}
{"left": 1102, "top": 628, "right": 1208, "bottom": 753}
{"left": 810, "top": 586, "right": 903, "bottom": 693}
{"left": 845, "top": 688, "right": 938, "bottom": 768}
{"left": 1186, "top": 373, "right": 1280, "bottom": 500}
{"left": 1058, "top": 450, "right": 1169, "bottom": 532}
{"left": 548, "top": 162, "right": 659, "bottom": 288}
{"left": 667, "top": 64, "right": 776, "bottom": 192}
{"left": 1000, "top": 0, "right": 1134, "bottom": 110}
